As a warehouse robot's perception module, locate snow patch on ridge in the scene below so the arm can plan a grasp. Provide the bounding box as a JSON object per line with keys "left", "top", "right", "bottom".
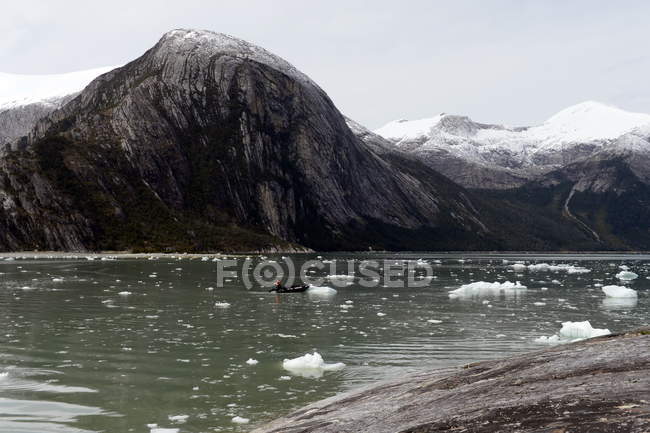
{"left": 373, "top": 101, "right": 650, "bottom": 171}
{"left": 0, "top": 66, "right": 118, "bottom": 111}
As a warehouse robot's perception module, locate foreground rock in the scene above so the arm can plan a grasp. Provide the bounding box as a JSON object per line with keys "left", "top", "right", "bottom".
{"left": 252, "top": 329, "right": 650, "bottom": 433}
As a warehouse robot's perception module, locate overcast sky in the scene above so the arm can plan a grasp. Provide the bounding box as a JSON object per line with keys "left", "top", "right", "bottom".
{"left": 3, "top": 0, "right": 650, "bottom": 129}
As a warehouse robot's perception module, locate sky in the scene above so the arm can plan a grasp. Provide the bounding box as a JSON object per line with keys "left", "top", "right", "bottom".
{"left": 3, "top": 0, "right": 650, "bottom": 129}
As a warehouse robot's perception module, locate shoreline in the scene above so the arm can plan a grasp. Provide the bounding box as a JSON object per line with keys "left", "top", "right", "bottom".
{"left": 252, "top": 329, "right": 650, "bottom": 433}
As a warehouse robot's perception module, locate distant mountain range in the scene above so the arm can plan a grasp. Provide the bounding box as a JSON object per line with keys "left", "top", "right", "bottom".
{"left": 374, "top": 102, "right": 650, "bottom": 189}
{"left": 0, "top": 29, "right": 648, "bottom": 251}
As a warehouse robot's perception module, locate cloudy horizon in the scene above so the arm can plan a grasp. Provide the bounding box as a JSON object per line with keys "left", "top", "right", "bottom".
{"left": 3, "top": 0, "right": 650, "bottom": 129}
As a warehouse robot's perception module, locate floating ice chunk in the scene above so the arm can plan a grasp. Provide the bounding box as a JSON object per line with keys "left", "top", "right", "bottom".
{"left": 616, "top": 271, "right": 638, "bottom": 280}
{"left": 245, "top": 358, "right": 258, "bottom": 365}
{"left": 52, "top": 278, "right": 64, "bottom": 282}
{"left": 427, "top": 319, "right": 442, "bottom": 324}
{"left": 232, "top": 416, "right": 250, "bottom": 424}
{"left": 150, "top": 428, "right": 179, "bottom": 433}
{"left": 168, "top": 415, "right": 188, "bottom": 423}
{"left": 526, "top": 263, "right": 590, "bottom": 273}
{"left": 327, "top": 275, "right": 355, "bottom": 280}
{"left": 558, "top": 321, "right": 610, "bottom": 339}
{"left": 276, "top": 333, "right": 298, "bottom": 338}
{"left": 282, "top": 352, "right": 345, "bottom": 378}
{"left": 376, "top": 312, "right": 386, "bottom": 317}
{"left": 602, "top": 285, "right": 637, "bottom": 298}
{"left": 214, "top": 301, "right": 231, "bottom": 308}
{"left": 448, "top": 281, "right": 526, "bottom": 299}
{"left": 307, "top": 286, "right": 337, "bottom": 296}
{"left": 118, "top": 291, "right": 132, "bottom": 296}
{"left": 535, "top": 321, "right": 610, "bottom": 344}
{"left": 567, "top": 266, "right": 591, "bottom": 274}
{"left": 510, "top": 263, "right": 526, "bottom": 271}
{"left": 534, "top": 334, "right": 561, "bottom": 344}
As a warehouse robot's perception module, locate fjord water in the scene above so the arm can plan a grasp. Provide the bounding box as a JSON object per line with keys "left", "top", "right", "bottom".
{"left": 0, "top": 253, "right": 647, "bottom": 433}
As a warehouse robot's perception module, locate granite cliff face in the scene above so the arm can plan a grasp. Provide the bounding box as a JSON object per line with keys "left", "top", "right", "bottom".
{"left": 0, "top": 30, "right": 499, "bottom": 252}
{"left": 0, "top": 97, "right": 68, "bottom": 147}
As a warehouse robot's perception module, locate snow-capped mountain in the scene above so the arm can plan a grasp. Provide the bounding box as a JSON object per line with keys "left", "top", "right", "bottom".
{"left": 374, "top": 101, "right": 650, "bottom": 188}
{"left": 0, "top": 66, "right": 117, "bottom": 145}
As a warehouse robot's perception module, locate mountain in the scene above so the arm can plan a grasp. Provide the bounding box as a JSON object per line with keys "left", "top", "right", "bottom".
{"left": 1, "top": 30, "right": 646, "bottom": 252}
{"left": 0, "top": 29, "right": 512, "bottom": 252}
{"left": 375, "top": 101, "right": 650, "bottom": 189}
{"left": 0, "top": 67, "right": 116, "bottom": 146}
{"left": 371, "top": 103, "right": 650, "bottom": 248}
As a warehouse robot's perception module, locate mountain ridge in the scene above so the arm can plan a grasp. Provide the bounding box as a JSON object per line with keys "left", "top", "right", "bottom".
{"left": 0, "top": 29, "right": 646, "bottom": 251}
{"left": 373, "top": 101, "right": 650, "bottom": 189}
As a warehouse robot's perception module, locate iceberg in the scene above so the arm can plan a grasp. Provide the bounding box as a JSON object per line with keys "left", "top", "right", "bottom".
{"left": 307, "top": 286, "right": 337, "bottom": 297}
{"left": 535, "top": 321, "right": 610, "bottom": 344}
{"left": 525, "top": 263, "right": 590, "bottom": 273}
{"left": 616, "top": 271, "right": 638, "bottom": 280}
{"left": 602, "top": 285, "right": 637, "bottom": 298}
{"left": 282, "top": 352, "right": 345, "bottom": 378}
{"left": 448, "top": 281, "right": 526, "bottom": 299}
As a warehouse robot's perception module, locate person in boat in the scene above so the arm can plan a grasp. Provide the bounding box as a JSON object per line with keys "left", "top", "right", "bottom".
{"left": 272, "top": 280, "right": 286, "bottom": 292}
{"left": 271, "top": 280, "right": 309, "bottom": 293}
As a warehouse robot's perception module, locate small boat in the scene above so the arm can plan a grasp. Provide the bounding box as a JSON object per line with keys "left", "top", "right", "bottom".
{"left": 269, "top": 284, "right": 310, "bottom": 294}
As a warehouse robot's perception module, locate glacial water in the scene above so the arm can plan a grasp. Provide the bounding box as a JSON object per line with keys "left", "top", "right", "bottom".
{"left": 0, "top": 252, "right": 647, "bottom": 433}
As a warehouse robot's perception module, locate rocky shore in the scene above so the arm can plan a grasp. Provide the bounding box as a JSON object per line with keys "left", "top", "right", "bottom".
{"left": 252, "top": 329, "right": 650, "bottom": 433}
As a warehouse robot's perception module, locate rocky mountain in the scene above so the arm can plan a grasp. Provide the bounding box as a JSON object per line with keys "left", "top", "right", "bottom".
{"left": 368, "top": 102, "right": 650, "bottom": 249}
{"left": 375, "top": 101, "right": 650, "bottom": 189}
{"left": 1, "top": 29, "right": 646, "bottom": 252}
{"left": 0, "top": 29, "right": 520, "bottom": 252}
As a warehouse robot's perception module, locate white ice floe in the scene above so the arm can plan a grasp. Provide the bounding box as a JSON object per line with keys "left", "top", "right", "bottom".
{"left": 524, "top": 263, "right": 590, "bottom": 274}
{"left": 118, "top": 291, "right": 132, "bottom": 296}
{"left": 616, "top": 271, "right": 639, "bottom": 280}
{"left": 448, "top": 281, "right": 526, "bottom": 299}
{"left": 245, "top": 358, "right": 258, "bottom": 365}
{"left": 168, "top": 415, "right": 188, "bottom": 423}
{"left": 534, "top": 321, "right": 610, "bottom": 344}
{"left": 307, "top": 286, "right": 337, "bottom": 296}
{"left": 214, "top": 301, "right": 231, "bottom": 308}
{"left": 327, "top": 274, "right": 354, "bottom": 279}
{"left": 149, "top": 427, "right": 179, "bottom": 433}
{"left": 231, "top": 416, "right": 250, "bottom": 424}
{"left": 602, "top": 285, "right": 637, "bottom": 298}
{"left": 282, "top": 352, "right": 345, "bottom": 378}
{"left": 276, "top": 333, "right": 298, "bottom": 338}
